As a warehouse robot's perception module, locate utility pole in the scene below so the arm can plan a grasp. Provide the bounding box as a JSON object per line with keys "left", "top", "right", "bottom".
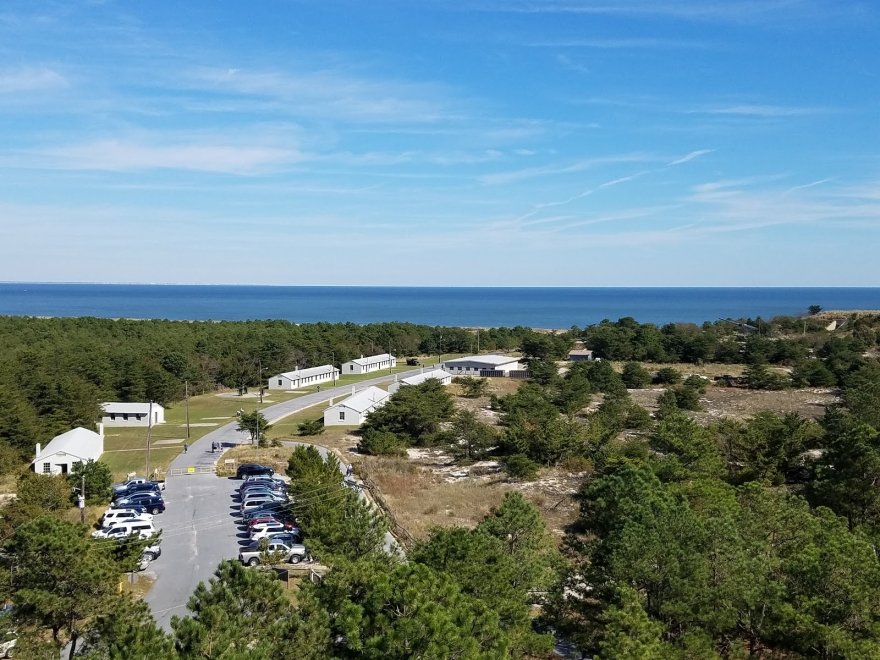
{"left": 258, "top": 358, "right": 263, "bottom": 404}
{"left": 438, "top": 333, "right": 443, "bottom": 367}
{"left": 185, "top": 380, "right": 191, "bottom": 440}
{"left": 332, "top": 351, "right": 337, "bottom": 389}
{"left": 79, "top": 473, "right": 85, "bottom": 523}
{"left": 145, "top": 401, "right": 154, "bottom": 476}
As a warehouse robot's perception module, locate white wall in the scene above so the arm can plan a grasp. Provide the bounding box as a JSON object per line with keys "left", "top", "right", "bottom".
{"left": 102, "top": 407, "right": 164, "bottom": 427}
{"left": 323, "top": 405, "right": 366, "bottom": 427}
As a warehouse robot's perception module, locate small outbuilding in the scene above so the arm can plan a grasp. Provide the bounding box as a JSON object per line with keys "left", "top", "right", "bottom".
{"left": 268, "top": 365, "right": 340, "bottom": 391}
{"left": 101, "top": 402, "right": 165, "bottom": 427}
{"left": 323, "top": 386, "right": 390, "bottom": 427}
{"left": 568, "top": 349, "right": 594, "bottom": 362}
{"left": 340, "top": 353, "right": 397, "bottom": 375}
{"left": 441, "top": 354, "right": 524, "bottom": 376}
{"left": 387, "top": 368, "right": 453, "bottom": 394}
{"left": 32, "top": 426, "right": 104, "bottom": 476}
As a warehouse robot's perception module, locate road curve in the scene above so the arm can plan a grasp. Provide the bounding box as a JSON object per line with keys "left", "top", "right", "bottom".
{"left": 145, "top": 368, "right": 428, "bottom": 629}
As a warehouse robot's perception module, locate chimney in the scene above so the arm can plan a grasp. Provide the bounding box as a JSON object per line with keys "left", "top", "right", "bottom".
{"left": 97, "top": 422, "right": 104, "bottom": 437}
{"left": 35, "top": 443, "right": 41, "bottom": 459}
{"left": 329, "top": 397, "right": 334, "bottom": 406}
{"left": 351, "top": 386, "right": 356, "bottom": 395}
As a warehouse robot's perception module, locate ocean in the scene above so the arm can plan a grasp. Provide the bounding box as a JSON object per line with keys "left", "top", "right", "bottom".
{"left": 0, "top": 284, "right": 878, "bottom": 328}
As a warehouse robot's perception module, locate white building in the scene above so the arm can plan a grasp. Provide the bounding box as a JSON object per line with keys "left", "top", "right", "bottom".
{"left": 101, "top": 402, "right": 165, "bottom": 427}
{"left": 323, "top": 386, "right": 390, "bottom": 426}
{"left": 268, "top": 365, "right": 340, "bottom": 391}
{"left": 441, "top": 354, "right": 524, "bottom": 376}
{"left": 387, "top": 368, "right": 453, "bottom": 394}
{"left": 340, "top": 353, "right": 397, "bottom": 375}
{"left": 32, "top": 426, "right": 104, "bottom": 476}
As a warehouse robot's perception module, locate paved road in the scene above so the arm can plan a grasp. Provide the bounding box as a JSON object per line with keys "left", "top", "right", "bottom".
{"left": 144, "top": 368, "right": 427, "bottom": 629}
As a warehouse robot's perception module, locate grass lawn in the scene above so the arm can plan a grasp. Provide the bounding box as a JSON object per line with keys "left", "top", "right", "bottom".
{"left": 101, "top": 354, "right": 456, "bottom": 480}
{"left": 101, "top": 389, "right": 304, "bottom": 480}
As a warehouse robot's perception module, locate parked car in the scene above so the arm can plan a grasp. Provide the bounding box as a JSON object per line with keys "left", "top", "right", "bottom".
{"left": 107, "top": 502, "right": 151, "bottom": 515}
{"left": 113, "top": 482, "right": 162, "bottom": 501}
{"left": 247, "top": 515, "right": 297, "bottom": 530}
{"left": 241, "top": 493, "right": 287, "bottom": 509}
{"left": 92, "top": 519, "right": 156, "bottom": 540}
{"left": 250, "top": 520, "right": 301, "bottom": 541}
{"left": 135, "top": 542, "right": 162, "bottom": 571}
{"left": 406, "top": 357, "right": 420, "bottom": 366}
{"left": 101, "top": 508, "right": 153, "bottom": 527}
{"left": 239, "top": 484, "right": 287, "bottom": 500}
{"left": 112, "top": 475, "right": 165, "bottom": 495}
{"left": 241, "top": 502, "right": 291, "bottom": 522}
{"left": 264, "top": 531, "right": 303, "bottom": 546}
{"left": 240, "top": 474, "right": 285, "bottom": 488}
{"left": 239, "top": 479, "right": 286, "bottom": 492}
{"left": 239, "top": 540, "right": 309, "bottom": 566}
{"left": 114, "top": 493, "right": 165, "bottom": 514}
{"left": 236, "top": 464, "right": 274, "bottom": 479}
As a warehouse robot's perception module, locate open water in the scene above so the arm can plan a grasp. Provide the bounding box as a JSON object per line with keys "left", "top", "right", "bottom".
{"left": 0, "top": 283, "right": 878, "bottom": 328}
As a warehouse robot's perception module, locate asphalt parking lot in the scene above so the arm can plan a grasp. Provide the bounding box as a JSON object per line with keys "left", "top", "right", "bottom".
{"left": 143, "top": 473, "right": 241, "bottom": 629}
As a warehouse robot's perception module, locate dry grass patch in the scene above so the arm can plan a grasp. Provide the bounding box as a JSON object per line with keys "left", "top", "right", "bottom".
{"left": 217, "top": 445, "right": 293, "bottom": 476}
{"left": 611, "top": 361, "right": 748, "bottom": 378}
{"left": 358, "top": 456, "right": 580, "bottom": 541}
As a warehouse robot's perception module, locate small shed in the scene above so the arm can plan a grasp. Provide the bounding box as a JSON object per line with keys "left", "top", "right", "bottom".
{"left": 32, "top": 427, "right": 104, "bottom": 476}
{"left": 568, "top": 349, "right": 594, "bottom": 362}
{"left": 101, "top": 402, "right": 165, "bottom": 427}
{"left": 323, "top": 386, "right": 390, "bottom": 427}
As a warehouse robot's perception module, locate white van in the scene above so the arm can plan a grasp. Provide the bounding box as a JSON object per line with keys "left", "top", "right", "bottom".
{"left": 101, "top": 509, "right": 153, "bottom": 527}
{"left": 92, "top": 519, "right": 157, "bottom": 540}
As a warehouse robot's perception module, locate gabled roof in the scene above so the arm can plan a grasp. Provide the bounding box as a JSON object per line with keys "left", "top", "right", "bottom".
{"left": 102, "top": 402, "right": 163, "bottom": 414}
{"left": 33, "top": 427, "right": 102, "bottom": 463}
{"left": 277, "top": 365, "right": 337, "bottom": 379}
{"left": 332, "top": 386, "right": 390, "bottom": 413}
{"left": 443, "top": 354, "right": 520, "bottom": 366}
{"left": 348, "top": 353, "right": 394, "bottom": 366}
{"left": 400, "top": 369, "right": 453, "bottom": 386}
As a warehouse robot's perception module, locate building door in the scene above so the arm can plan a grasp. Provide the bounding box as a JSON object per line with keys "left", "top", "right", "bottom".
{"left": 59, "top": 463, "right": 68, "bottom": 475}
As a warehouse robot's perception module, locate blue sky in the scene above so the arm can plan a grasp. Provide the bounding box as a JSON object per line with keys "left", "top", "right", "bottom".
{"left": 0, "top": 0, "right": 877, "bottom": 286}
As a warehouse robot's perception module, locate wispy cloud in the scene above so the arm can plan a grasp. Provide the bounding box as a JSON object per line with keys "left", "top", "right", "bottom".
{"left": 35, "top": 139, "right": 302, "bottom": 175}
{"left": 695, "top": 104, "right": 831, "bottom": 117}
{"left": 474, "top": 0, "right": 866, "bottom": 25}
{"left": 0, "top": 67, "right": 68, "bottom": 94}
{"left": 667, "top": 149, "right": 714, "bottom": 166}
{"left": 526, "top": 37, "right": 711, "bottom": 49}
{"left": 183, "top": 66, "right": 460, "bottom": 124}
{"left": 479, "top": 153, "right": 653, "bottom": 185}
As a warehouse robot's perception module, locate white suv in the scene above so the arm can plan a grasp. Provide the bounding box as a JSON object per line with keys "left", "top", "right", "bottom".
{"left": 101, "top": 508, "right": 153, "bottom": 527}
{"left": 92, "top": 520, "right": 156, "bottom": 540}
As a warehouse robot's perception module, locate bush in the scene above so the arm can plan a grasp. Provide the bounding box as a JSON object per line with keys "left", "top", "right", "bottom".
{"left": 683, "top": 375, "right": 709, "bottom": 393}
{"left": 297, "top": 418, "right": 325, "bottom": 436}
{"left": 622, "top": 362, "right": 652, "bottom": 389}
{"left": 654, "top": 367, "right": 682, "bottom": 385}
{"left": 504, "top": 454, "right": 540, "bottom": 480}
{"left": 358, "top": 429, "right": 407, "bottom": 456}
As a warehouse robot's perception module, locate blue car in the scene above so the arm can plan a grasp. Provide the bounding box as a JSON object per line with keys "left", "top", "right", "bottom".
{"left": 114, "top": 493, "right": 165, "bottom": 514}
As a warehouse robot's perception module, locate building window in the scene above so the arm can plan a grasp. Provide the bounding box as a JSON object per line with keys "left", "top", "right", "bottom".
{"left": 42, "top": 462, "right": 51, "bottom": 474}
{"left": 135, "top": 414, "right": 143, "bottom": 421}
{"left": 339, "top": 411, "right": 345, "bottom": 420}
{"left": 73, "top": 461, "right": 82, "bottom": 469}
{"left": 278, "top": 379, "right": 282, "bottom": 386}
{"left": 350, "top": 365, "right": 354, "bottom": 371}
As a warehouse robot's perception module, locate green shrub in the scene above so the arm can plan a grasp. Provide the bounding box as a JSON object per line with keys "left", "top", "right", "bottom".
{"left": 622, "top": 362, "right": 652, "bottom": 389}
{"left": 504, "top": 454, "right": 540, "bottom": 480}
{"left": 297, "top": 418, "right": 325, "bottom": 436}
{"left": 654, "top": 367, "right": 682, "bottom": 385}
{"left": 358, "top": 429, "right": 407, "bottom": 456}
